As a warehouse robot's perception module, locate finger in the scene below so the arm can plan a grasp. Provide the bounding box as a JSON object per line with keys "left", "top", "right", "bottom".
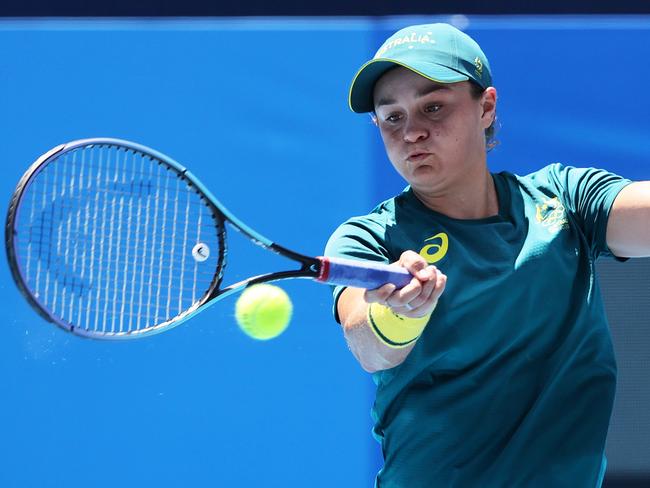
{"left": 386, "top": 276, "right": 422, "bottom": 308}
{"left": 364, "top": 283, "right": 397, "bottom": 304}
{"left": 398, "top": 250, "right": 430, "bottom": 279}
{"left": 406, "top": 271, "right": 447, "bottom": 317}
{"left": 430, "top": 271, "right": 447, "bottom": 302}
{"left": 386, "top": 263, "right": 437, "bottom": 309}
{"left": 406, "top": 266, "right": 438, "bottom": 309}
{"left": 414, "top": 264, "right": 436, "bottom": 282}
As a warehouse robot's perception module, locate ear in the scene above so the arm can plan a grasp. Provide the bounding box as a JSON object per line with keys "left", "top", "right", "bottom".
{"left": 480, "top": 87, "right": 497, "bottom": 129}
{"left": 370, "top": 112, "right": 379, "bottom": 127}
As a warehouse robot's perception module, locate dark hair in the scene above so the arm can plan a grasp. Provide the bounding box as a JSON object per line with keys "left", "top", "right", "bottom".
{"left": 469, "top": 81, "right": 499, "bottom": 151}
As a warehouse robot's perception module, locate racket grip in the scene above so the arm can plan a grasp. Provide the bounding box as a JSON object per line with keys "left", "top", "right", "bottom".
{"left": 317, "top": 256, "right": 412, "bottom": 289}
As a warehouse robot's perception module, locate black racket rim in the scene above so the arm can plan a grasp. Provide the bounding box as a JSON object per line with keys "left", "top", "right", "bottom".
{"left": 5, "top": 138, "right": 228, "bottom": 339}
{"left": 5, "top": 138, "right": 321, "bottom": 339}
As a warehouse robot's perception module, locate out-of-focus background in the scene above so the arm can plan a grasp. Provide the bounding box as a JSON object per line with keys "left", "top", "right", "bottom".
{"left": 0, "top": 2, "right": 648, "bottom": 487}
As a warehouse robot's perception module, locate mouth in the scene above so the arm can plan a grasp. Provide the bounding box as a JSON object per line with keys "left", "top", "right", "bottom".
{"left": 406, "top": 151, "right": 432, "bottom": 163}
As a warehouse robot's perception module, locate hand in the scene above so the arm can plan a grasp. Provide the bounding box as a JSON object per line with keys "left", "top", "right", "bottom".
{"left": 364, "top": 251, "right": 447, "bottom": 318}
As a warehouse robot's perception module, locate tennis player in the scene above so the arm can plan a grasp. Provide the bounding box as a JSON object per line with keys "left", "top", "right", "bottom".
{"left": 325, "top": 23, "right": 650, "bottom": 487}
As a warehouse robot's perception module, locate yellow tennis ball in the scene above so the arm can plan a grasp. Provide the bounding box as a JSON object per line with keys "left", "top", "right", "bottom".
{"left": 235, "top": 284, "right": 293, "bottom": 340}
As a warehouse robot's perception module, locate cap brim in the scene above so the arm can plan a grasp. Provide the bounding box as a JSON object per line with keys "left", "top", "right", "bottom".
{"left": 348, "top": 58, "right": 470, "bottom": 113}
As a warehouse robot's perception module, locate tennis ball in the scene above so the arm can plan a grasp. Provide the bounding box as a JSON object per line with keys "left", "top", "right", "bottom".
{"left": 235, "top": 284, "right": 293, "bottom": 340}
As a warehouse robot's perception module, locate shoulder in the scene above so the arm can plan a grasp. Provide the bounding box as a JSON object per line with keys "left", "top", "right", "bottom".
{"left": 500, "top": 164, "right": 631, "bottom": 225}
{"left": 504, "top": 163, "right": 589, "bottom": 199}
{"left": 510, "top": 163, "right": 567, "bottom": 188}
{"left": 325, "top": 190, "right": 417, "bottom": 260}
{"left": 515, "top": 163, "right": 627, "bottom": 190}
{"left": 330, "top": 190, "right": 409, "bottom": 238}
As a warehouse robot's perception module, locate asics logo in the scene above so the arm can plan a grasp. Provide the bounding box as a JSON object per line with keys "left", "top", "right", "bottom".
{"left": 418, "top": 232, "right": 449, "bottom": 264}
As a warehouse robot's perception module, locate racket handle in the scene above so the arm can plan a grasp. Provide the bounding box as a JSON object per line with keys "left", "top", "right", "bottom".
{"left": 317, "top": 256, "right": 412, "bottom": 289}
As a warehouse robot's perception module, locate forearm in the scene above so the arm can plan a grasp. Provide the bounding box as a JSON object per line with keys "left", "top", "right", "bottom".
{"left": 335, "top": 252, "right": 446, "bottom": 373}
{"left": 339, "top": 287, "right": 416, "bottom": 373}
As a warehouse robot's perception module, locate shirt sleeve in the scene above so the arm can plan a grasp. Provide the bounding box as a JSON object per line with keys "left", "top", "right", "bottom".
{"left": 323, "top": 215, "right": 391, "bottom": 323}
{"left": 547, "top": 164, "right": 632, "bottom": 258}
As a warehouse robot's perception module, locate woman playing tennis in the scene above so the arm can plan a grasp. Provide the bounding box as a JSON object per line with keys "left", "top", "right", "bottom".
{"left": 326, "top": 22, "right": 650, "bottom": 487}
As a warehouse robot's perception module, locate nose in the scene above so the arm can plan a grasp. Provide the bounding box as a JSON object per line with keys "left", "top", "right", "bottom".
{"left": 402, "top": 116, "right": 429, "bottom": 143}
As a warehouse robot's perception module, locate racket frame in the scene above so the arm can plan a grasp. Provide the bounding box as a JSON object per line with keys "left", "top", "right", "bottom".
{"left": 5, "top": 138, "right": 323, "bottom": 339}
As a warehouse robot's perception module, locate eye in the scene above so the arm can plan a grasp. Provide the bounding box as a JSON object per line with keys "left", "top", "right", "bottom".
{"left": 425, "top": 104, "right": 442, "bottom": 114}
{"left": 384, "top": 112, "right": 403, "bottom": 123}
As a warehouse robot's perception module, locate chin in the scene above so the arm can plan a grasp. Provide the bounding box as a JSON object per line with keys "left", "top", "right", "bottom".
{"left": 411, "top": 164, "right": 437, "bottom": 179}
{"left": 411, "top": 167, "right": 448, "bottom": 189}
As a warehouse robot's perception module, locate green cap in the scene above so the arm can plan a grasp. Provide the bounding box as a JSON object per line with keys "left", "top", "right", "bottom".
{"left": 349, "top": 23, "right": 492, "bottom": 113}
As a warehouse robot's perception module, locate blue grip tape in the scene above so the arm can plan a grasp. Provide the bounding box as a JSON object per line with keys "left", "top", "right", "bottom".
{"left": 321, "top": 257, "right": 412, "bottom": 289}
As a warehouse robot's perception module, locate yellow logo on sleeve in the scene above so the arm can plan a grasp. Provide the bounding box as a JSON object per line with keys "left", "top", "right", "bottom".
{"left": 419, "top": 232, "right": 449, "bottom": 263}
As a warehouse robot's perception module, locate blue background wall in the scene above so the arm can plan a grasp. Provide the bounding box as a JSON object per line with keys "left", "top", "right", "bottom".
{"left": 0, "top": 16, "right": 648, "bottom": 487}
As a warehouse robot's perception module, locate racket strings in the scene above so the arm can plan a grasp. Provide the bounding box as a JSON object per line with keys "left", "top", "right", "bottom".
{"left": 27, "top": 187, "right": 218, "bottom": 210}
{"left": 23, "top": 231, "right": 220, "bottom": 263}
{"left": 13, "top": 144, "right": 224, "bottom": 336}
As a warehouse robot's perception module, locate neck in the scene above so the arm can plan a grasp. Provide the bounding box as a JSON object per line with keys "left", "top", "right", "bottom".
{"left": 412, "top": 167, "right": 499, "bottom": 220}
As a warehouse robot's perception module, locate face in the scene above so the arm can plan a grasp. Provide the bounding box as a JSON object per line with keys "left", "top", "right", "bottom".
{"left": 372, "top": 67, "right": 496, "bottom": 193}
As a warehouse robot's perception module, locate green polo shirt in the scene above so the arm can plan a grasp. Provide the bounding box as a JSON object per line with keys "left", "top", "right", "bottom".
{"left": 325, "top": 164, "right": 631, "bottom": 488}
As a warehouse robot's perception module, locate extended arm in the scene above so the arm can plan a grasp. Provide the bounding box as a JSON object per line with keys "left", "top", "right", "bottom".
{"left": 606, "top": 182, "right": 650, "bottom": 258}
{"left": 337, "top": 251, "right": 447, "bottom": 373}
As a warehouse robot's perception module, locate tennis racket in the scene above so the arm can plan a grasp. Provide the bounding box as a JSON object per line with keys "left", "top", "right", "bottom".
{"left": 5, "top": 138, "right": 411, "bottom": 340}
